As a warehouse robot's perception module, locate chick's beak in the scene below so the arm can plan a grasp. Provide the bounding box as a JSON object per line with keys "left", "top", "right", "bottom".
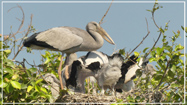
{"left": 97, "top": 27, "right": 115, "bottom": 45}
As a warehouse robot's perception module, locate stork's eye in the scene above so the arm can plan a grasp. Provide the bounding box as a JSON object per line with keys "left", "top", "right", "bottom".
{"left": 93, "top": 23, "right": 97, "bottom": 27}
{"left": 113, "top": 69, "right": 117, "bottom": 71}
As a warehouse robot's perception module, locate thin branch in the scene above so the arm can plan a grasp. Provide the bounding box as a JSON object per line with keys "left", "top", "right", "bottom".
{"left": 154, "top": 59, "right": 170, "bottom": 90}
{"left": 23, "top": 58, "right": 35, "bottom": 67}
{"left": 6, "top": 4, "right": 25, "bottom": 40}
{"left": 152, "top": 3, "right": 159, "bottom": 29}
{"left": 129, "top": 18, "right": 150, "bottom": 55}
{"left": 145, "top": 31, "right": 162, "bottom": 58}
{"left": 99, "top": 0, "right": 114, "bottom": 25}
{"left": 126, "top": 18, "right": 150, "bottom": 59}
{"left": 12, "top": 14, "right": 33, "bottom": 60}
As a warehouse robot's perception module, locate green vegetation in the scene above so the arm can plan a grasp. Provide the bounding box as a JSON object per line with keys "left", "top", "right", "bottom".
{"left": 1, "top": 1, "right": 186, "bottom": 104}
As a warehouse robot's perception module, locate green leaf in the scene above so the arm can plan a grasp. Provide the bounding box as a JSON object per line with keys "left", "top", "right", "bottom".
{"left": 4, "top": 67, "right": 13, "bottom": 74}
{"left": 146, "top": 9, "right": 152, "bottom": 12}
{"left": 171, "top": 83, "right": 179, "bottom": 88}
{"left": 27, "top": 85, "right": 33, "bottom": 92}
{"left": 35, "top": 85, "right": 40, "bottom": 92}
{"left": 12, "top": 74, "right": 19, "bottom": 80}
{"left": 36, "top": 79, "right": 43, "bottom": 84}
{"left": 6, "top": 83, "right": 14, "bottom": 93}
{"left": 21, "top": 83, "right": 28, "bottom": 89}
{"left": 119, "top": 49, "right": 125, "bottom": 55}
{"left": 26, "top": 70, "right": 32, "bottom": 78}
{"left": 149, "top": 58, "right": 155, "bottom": 62}
{"left": 154, "top": 74, "right": 162, "bottom": 80}
{"left": 143, "top": 47, "right": 149, "bottom": 53}
{"left": 28, "top": 67, "right": 37, "bottom": 72}
{"left": 168, "top": 70, "right": 175, "bottom": 78}
{"left": 10, "top": 81, "right": 21, "bottom": 89}
{"left": 151, "top": 50, "right": 156, "bottom": 57}
{"left": 134, "top": 51, "right": 139, "bottom": 56}
{"left": 4, "top": 49, "right": 11, "bottom": 55}
{"left": 174, "top": 44, "right": 184, "bottom": 51}
{"left": 4, "top": 59, "right": 15, "bottom": 68}
{"left": 156, "top": 47, "right": 164, "bottom": 55}
{"left": 171, "top": 65, "right": 176, "bottom": 73}
{"left": 44, "top": 57, "right": 51, "bottom": 64}
{"left": 181, "top": 26, "right": 187, "bottom": 33}
{"left": 0, "top": 81, "right": 8, "bottom": 88}
{"left": 41, "top": 87, "right": 48, "bottom": 93}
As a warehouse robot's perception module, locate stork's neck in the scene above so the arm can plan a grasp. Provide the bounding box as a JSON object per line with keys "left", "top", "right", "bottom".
{"left": 87, "top": 30, "right": 104, "bottom": 49}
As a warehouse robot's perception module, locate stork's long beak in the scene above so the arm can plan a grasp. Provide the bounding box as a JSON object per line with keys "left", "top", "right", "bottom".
{"left": 97, "top": 27, "right": 115, "bottom": 45}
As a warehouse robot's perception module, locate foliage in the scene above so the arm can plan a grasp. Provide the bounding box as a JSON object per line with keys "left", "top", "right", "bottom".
{"left": 117, "top": 1, "right": 186, "bottom": 103}
{"left": 1, "top": 1, "right": 186, "bottom": 104}
{"left": 1, "top": 37, "right": 56, "bottom": 103}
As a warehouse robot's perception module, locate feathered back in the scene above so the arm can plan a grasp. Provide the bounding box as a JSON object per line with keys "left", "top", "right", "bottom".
{"left": 117, "top": 55, "right": 138, "bottom": 82}
{"left": 108, "top": 53, "right": 124, "bottom": 68}
{"left": 123, "top": 55, "right": 137, "bottom": 67}
{"left": 84, "top": 51, "right": 108, "bottom": 66}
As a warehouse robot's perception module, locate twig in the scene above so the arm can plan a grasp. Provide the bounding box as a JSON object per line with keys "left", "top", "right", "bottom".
{"left": 33, "top": 61, "right": 59, "bottom": 93}
{"left": 6, "top": 5, "right": 25, "bottom": 40}
{"left": 13, "top": 59, "right": 26, "bottom": 69}
{"left": 154, "top": 59, "right": 170, "bottom": 90}
{"left": 99, "top": 0, "right": 114, "bottom": 25}
{"left": 145, "top": 31, "right": 162, "bottom": 58}
{"left": 23, "top": 58, "right": 35, "bottom": 67}
{"left": 127, "top": 18, "right": 150, "bottom": 58}
{"left": 12, "top": 14, "right": 33, "bottom": 60}
{"left": 144, "top": 3, "right": 163, "bottom": 58}
{"left": 152, "top": 3, "right": 159, "bottom": 29}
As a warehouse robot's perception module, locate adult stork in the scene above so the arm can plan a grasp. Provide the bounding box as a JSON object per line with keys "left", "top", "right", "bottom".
{"left": 23, "top": 21, "right": 115, "bottom": 90}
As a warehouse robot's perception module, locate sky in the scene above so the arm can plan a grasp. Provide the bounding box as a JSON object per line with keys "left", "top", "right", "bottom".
{"left": 1, "top": 0, "right": 186, "bottom": 68}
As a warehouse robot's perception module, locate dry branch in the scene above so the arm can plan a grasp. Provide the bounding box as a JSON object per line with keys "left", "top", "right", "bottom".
{"left": 127, "top": 18, "right": 150, "bottom": 58}
{"left": 12, "top": 14, "right": 33, "bottom": 60}
{"left": 99, "top": 0, "right": 114, "bottom": 25}
{"left": 6, "top": 5, "right": 25, "bottom": 40}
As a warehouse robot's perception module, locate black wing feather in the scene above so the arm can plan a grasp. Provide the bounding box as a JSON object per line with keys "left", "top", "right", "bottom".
{"left": 23, "top": 32, "right": 56, "bottom": 49}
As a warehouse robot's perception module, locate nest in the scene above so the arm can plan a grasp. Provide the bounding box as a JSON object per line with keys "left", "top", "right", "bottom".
{"left": 56, "top": 92, "right": 125, "bottom": 104}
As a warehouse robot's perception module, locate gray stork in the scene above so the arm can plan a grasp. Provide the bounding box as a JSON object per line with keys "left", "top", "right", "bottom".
{"left": 23, "top": 21, "right": 115, "bottom": 90}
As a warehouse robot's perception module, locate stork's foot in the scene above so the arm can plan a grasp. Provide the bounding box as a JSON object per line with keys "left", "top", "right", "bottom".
{"left": 64, "top": 65, "right": 69, "bottom": 79}
{"left": 100, "top": 88, "right": 105, "bottom": 96}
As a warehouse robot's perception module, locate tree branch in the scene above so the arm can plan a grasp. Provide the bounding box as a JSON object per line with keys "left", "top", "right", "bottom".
{"left": 12, "top": 14, "right": 33, "bottom": 60}
{"left": 145, "top": 31, "right": 162, "bottom": 58}
{"left": 154, "top": 59, "right": 170, "bottom": 90}
{"left": 128, "top": 18, "right": 150, "bottom": 57}
{"left": 99, "top": 0, "right": 114, "bottom": 25}
{"left": 6, "top": 4, "right": 25, "bottom": 40}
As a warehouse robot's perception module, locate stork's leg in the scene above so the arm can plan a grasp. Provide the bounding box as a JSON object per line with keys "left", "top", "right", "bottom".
{"left": 58, "top": 53, "right": 64, "bottom": 90}
{"left": 100, "top": 87, "right": 105, "bottom": 95}
{"left": 64, "top": 55, "right": 70, "bottom": 79}
{"left": 92, "top": 81, "right": 97, "bottom": 95}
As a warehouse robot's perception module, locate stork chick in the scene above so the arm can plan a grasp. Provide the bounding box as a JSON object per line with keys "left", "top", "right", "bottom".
{"left": 66, "top": 51, "right": 124, "bottom": 95}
